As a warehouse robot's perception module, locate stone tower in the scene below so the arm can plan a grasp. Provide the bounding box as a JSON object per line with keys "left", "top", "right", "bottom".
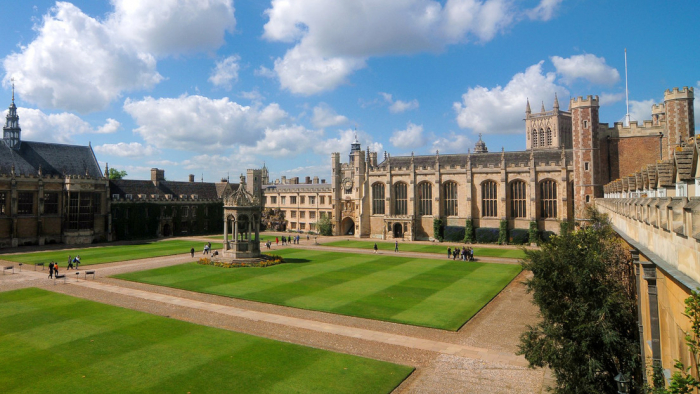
{"left": 525, "top": 94, "right": 573, "bottom": 150}
{"left": 245, "top": 168, "right": 263, "bottom": 200}
{"left": 664, "top": 87, "right": 695, "bottom": 159}
{"left": 571, "top": 95, "right": 601, "bottom": 220}
{"left": 3, "top": 84, "right": 21, "bottom": 150}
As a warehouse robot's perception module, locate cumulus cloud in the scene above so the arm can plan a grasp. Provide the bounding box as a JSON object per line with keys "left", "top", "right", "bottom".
{"left": 9, "top": 107, "right": 120, "bottom": 143}
{"left": 432, "top": 132, "right": 474, "bottom": 154}
{"left": 313, "top": 128, "right": 383, "bottom": 156}
{"left": 390, "top": 122, "right": 427, "bottom": 149}
{"left": 94, "top": 142, "right": 159, "bottom": 158}
{"left": 454, "top": 61, "right": 569, "bottom": 135}
{"left": 381, "top": 93, "right": 419, "bottom": 113}
{"left": 311, "top": 103, "right": 348, "bottom": 128}
{"left": 124, "top": 95, "right": 289, "bottom": 150}
{"left": 240, "top": 125, "right": 323, "bottom": 158}
{"left": 599, "top": 92, "right": 625, "bottom": 106}
{"left": 262, "top": 0, "right": 560, "bottom": 95}
{"left": 208, "top": 55, "right": 241, "bottom": 89}
{"left": 551, "top": 54, "right": 620, "bottom": 86}
{"left": 3, "top": 1, "right": 235, "bottom": 113}
{"left": 527, "top": 0, "right": 562, "bottom": 21}
{"left": 626, "top": 99, "right": 655, "bottom": 124}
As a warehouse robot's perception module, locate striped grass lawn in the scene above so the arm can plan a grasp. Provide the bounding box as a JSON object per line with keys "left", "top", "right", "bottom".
{"left": 0, "top": 288, "right": 413, "bottom": 394}
{"left": 0, "top": 240, "right": 221, "bottom": 268}
{"left": 115, "top": 249, "right": 522, "bottom": 330}
{"left": 323, "top": 239, "right": 528, "bottom": 260}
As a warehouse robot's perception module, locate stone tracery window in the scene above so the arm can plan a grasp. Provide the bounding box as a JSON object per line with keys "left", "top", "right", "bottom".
{"left": 546, "top": 128, "right": 552, "bottom": 146}
{"left": 510, "top": 180, "right": 527, "bottom": 218}
{"left": 417, "top": 182, "right": 432, "bottom": 216}
{"left": 444, "top": 182, "right": 458, "bottom": 216}
{"left": 482, "top": 181, "right": 498, "bottom": 217}
{"left": 372, "top": 183, "right": 385, "bottom": 214}
{"left": 532, "top": 129, "right": 538, "bottom": 147}
{"left": 394, "top": 182, "right": 408, "bottom": 215}
{"left": 539, "top": 129, "right": 545, "bottom": 148}
{"left": 540, "top": 180, "right": 558, "bottom": 219}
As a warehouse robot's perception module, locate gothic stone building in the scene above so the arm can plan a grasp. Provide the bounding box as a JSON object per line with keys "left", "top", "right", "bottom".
{"left": 0, "top": 94, "right": 108, "bottom": 247}
{"left": 330, "top": 86, "right": 695, "bottom": 240}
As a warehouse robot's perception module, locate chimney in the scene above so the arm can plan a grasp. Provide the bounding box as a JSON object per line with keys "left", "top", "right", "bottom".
{"left": 292, "top": 177, "right": 299, "bottom": 184}
{"left": 151, "top": 168, "right": 165, "bottom": 186}
{"left": 321, "top": 179, "right": 326, "bottom": 184}
{"left": 189, "top": 174, "right": 195, "bottom": 182}
{"left": 313, "top": 176, "right": 319, "bottom": 184}
{"left": 305, "top": 176, "right": 311, "bottom": 184}
{"left": 281, "top": 176, "right": 287, "bottom": 184}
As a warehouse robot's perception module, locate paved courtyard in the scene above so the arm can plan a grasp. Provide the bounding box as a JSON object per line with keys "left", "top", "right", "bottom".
{"left": 0, "top": 239, "right": 550, "bottom": 393}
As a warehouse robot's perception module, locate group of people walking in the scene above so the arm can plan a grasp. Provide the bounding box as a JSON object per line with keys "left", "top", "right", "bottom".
{"left": 275, "top": 235, "right": 302, "bottom": 245}
{"left": 46, "top": 255, "right": 82, "bottom": 279}
{"left": 447, "top": 246, "right": 474, "bottom": 261}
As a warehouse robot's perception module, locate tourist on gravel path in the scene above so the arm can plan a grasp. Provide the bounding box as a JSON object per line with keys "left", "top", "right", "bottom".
{"left": 276, "top": 237, "right": 279, "bottom": 245}
{"left": 447, "top": 247, "right": 451, "bottom": 259}
{"left": 53, "top": 264, "right": 59, "bottom": 277}
{"left": 190, "top": 247, "right": 195, "bottom": 257}
{"left": 48, "top": 262, "right": 54, "bottom": 279}
{"left": 74, "top": 255, "right": 81, "bottom": 269}
{"left": 67, "top": 258, "right": 74, "bottom": 270}
{"left": 452, "top": 249, "right": 458, "bottom": 260}
{"left": 461, "top": 247, "right": 466, "bottom": 261}
{"left": 374, "top": 243, "right": 378, "bottom": 253}
{"left": 394, "top": 241, "right": 399, "bottom": 253}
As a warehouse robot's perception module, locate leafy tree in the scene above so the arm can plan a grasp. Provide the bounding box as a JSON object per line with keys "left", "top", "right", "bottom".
{"left": 498, "top": 219, "right": 508, "bottom": 245}
{"left": 433, "top": 218, "right": 444, "bottom": 242}
{"left": 317, "top": 214, "right": 333, "bottom": 236}
{"left": 518, "top": 207, "right": 640, "bottom": 393}
{"left": 108, "top": 168, "right": 128, "bottom": 180}
{"left": 528, "top": 221, "right": 539, "bottom": 245}
{"left": 463, "top": 219, "right": 474, "bottom": 243}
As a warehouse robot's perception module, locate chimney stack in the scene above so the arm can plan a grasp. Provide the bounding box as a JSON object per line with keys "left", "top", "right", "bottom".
{"left": 189, "top": 174, "right": 195, "bottom": 182}
{"left": 305, "top": 176, "right": 311, "bottom": 184}
{"left": 313, "top": 176, "right": 319, "bottom": 184}
{"left": 151, "top": 168, "right": 165, "bottom": 186}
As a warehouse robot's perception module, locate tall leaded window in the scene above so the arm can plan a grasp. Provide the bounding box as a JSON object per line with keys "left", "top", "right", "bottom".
{"left": 68, "top": 192, "right": 94, "bottom": 230}
{"left": 0, "top": 192, "right": 6, "bottom": 215}
{"left": 394, "top": 182, "right": 408, "bottom": 215}
{"left": 44, "top": 193, "right": 59, "bottom": 214}
{"left": 510, "top": 181, "right": 527, "bottom": 218}
{"left": 18, "top": 192, "right": 33, "bottom": 214}
{"left": 532, "top": 130, "right": 538, "bottom": 147}
{"left": 444, "top": 182, "right": 458, "bottom": 216}
{"left": 482, "top": 181, "right": 498, "bottom": 217}
{"left": 540, "top": 180, "right": 558, "bottom": 219}
{"left": 372, "top": 183, "right": 385, "bottom": 214}
{"left": 539, "top": 129, "right": 545, "bottom": 148}
{"left": 418, "top": 182, "right": 432, "bottom": 216}
{"left": 546, "top": 128, "right": 552, "bottom": 146}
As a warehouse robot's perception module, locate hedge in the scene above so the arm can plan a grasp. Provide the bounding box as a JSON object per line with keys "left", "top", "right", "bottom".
{"left": 444, "top": 226, "right": 465, "bottom": 242}
{"left": 475, "top": 227, "right": 500, "bottom": 243}
{"left": 509, "top": 229, "right": 530, "bottom": 245}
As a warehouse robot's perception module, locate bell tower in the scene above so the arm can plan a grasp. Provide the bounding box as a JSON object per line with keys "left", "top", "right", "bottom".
{"left": 571, "top": 95, "right": 601, "bottom": 220}
{"left": 3, "top": 82, "right": 21, "bottom": 150}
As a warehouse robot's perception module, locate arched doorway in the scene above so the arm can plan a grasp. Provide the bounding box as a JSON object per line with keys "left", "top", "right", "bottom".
{"left": 162, "top": 223, "right": 171, "bottom": 237}
{"left": 341, "top": 217, "right": 355, "bottom": 235}
{"left": 393, "top": 223, "right": 403, "bottom": 238}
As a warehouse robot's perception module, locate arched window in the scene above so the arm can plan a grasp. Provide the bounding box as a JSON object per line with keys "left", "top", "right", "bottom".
{"left": 482, "top": 181, "right": 498, "bottom": 217}
{"left": 540, "top": 180, "right": 558, "bottom": 219}
{"left": 417, "top": 182, "right": 432, "bottom": 216}
{"left": 546, "top": 128, "right": 552, "bottom": 146}
{"left": 510, "top": 180, "right": 527, "bottom": 218}
{"left": 372, "top": 183, "right": 385, "bottom": 215}
{"left": 539, "top": 129, "right": 545, "bottom": 148}
{"left": 394, "top": 183, "right": 408, "bottom": 215}
{"left": 444, "top": 182, "right": 458, "bottom": 216}
{"left": 532, "top": 129, "right": 538, "bottom": 147}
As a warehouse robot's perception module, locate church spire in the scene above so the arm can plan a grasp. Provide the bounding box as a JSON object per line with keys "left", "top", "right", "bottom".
{"left": 541, "top": 101, "right": 546, "bottom": 113}
{"left": 3, "top": 80, "right": 21, "bottom": 150}
{"left": 525, "top": 98, "right": 531, "bottom": 114}
{"left": 553, "top": 93, "right": 559, "bottom": 111}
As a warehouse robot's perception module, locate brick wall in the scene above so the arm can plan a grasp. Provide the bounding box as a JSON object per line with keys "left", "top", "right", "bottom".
{"left": 607, "top": 135, "right": 663, "bottom": 181}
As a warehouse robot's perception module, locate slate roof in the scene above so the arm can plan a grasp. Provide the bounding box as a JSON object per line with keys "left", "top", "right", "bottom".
{"left": 263, "top": 183, "right": 332, "bottom": 192}
{"left": 376, "top": 149, "right": 572, "bottom": 170}
{"left": 110, "top": 180, "right": 234, "bottom": 200}
{"left": 0, "top": 140, "right": 103, "bottom": 178}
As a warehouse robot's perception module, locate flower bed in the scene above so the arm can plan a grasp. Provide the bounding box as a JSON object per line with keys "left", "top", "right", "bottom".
{"left": 197, "top": 255, "right": 285, "bottom": 268}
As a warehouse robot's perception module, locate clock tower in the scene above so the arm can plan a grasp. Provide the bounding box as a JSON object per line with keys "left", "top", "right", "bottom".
{"left": 331, "top": 133, "right": 370, "bottom": 237}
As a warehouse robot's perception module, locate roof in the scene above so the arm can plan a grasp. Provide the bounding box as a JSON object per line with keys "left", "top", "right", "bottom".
{"left": 110, "top": 180, "right": 235, "bottom": 200}
{"left": 376, "top": 149, "right": 572, "bottom": 170}
{"left": 0, "top": 140, "right": 103, "bottom": 178}
{"left": 263, "top": 183, "right": 331, "bottom": 192}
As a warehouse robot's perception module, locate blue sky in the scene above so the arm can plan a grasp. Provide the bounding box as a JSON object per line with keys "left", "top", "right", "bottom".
{"left": 1, "top": 0, "right": 698, "bottom": 182}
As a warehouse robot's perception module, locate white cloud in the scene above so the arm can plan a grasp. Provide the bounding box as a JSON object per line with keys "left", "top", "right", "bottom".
{"left": 10, "top": 107, "right": 119, "bottom": 143}
{"left": 240, "top": 125, "right": 322, "bottom": 158}
{"left": 313, "top": 128, "right": 382, "bottom": 156}
{"left": 239, "top": 90, "right": 264, "bottom": 102}
{"left": 390, "top": 122, "right": 427, "bottom": 149}
{"left": 263, "top": 0, "right": 560, "bottom": 95}
{"left": 208, "top": 55, "right": 241, "bottom": 89}
{"left": 599, "top": 92, "right": 625, "bottom": 106}
{"left": 432, "top": 132, "right": 474, "bottom": 153}
{"left": 551, "top": 54, "right": 620, "bottom": 86}
{"left": 311, "top": 104, "right": 348, "bottom": 128}
{"left": 94, "top": 142, "right": 158, "bottom": 158}
{"left": 454, "top": 61, "right": 569, "bottom": 134}
{"left": 381, "top": 92, "right": 419, "bottom": 113}
{"left": 3, "top": 1, "right": 235, "bottom": 113}
{"left": 625, "top": 99, "right": 655, "bottom": 124}
{"left": 527, "top": 0, "right": 562, "bottom": 21}
{"left": 124, "top": 95, "right": 289, "bottom": 150}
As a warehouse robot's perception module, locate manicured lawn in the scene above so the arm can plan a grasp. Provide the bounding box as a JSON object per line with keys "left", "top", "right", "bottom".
{"left": 115, "top": 249, "right": 522, "bottom": 330}
{"left": 323, "top": 240, "right": 528, "bottom": 259}
{"left": 0, "top": 288, "right": 413, "bottom": 394}
{"left": 0, "top": 240, "right": 222, "bottom": 267}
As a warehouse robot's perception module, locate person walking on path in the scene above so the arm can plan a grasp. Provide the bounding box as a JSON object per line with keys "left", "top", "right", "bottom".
{"left": 394, "top": 241, "right": 399, "bottom": 253}
{"left": 276, "top": 237, "right": 279, "bottom": 245}
{"left": 208, "top": 242, "right": 212, "bottom": 252}
{"left": 452, "top": 249, "right": 458, "bottom": 260}
{"left": 53, "top": 263, "right": 59, "bottom": 278}
{"left": 447, "top": 247, "right": 451, "bottom": 259}
{"left": 190, "top": 247, "right": 195, "bottom": 258}
{"left": 374, "top": 243, "right": 378, "bottom": 253}
{"left": 48, "top": 262, "right": 54, "bottom": 279}
{"left": 67, "top": 255, "right": 72, "bottom": 270}
{"left": 74, "top": 255, "right": 81, "bottom": 269}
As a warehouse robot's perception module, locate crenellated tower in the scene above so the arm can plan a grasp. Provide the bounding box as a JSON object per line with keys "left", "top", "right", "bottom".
{"left": 664, "top": 87, "right": 695, "bottom": 159}
{"left": 525, "top": 93, "right": 572, "bottom": 150}
{"left": 571, "top": 95, "right": 602, "bottom": 220}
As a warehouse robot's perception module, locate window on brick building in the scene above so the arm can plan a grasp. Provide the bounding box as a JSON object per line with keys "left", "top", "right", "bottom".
{"left": 291, "top": 222, "right": 297, "bottom": 229}
{"left": 481, "top": 181, "right": 498, "bottom": 217}
{"left": 290, "top": 196, "right": 297, "bottom": 204}
{"left": 309, "top": 211, "right": 316, "bottom": 219}
{"left": 281, "top": 196, "right": 286, "bottom": 204}
{"left": 44, "top": 193, "right": 59, "bottom": 214}
{"left": 309, "top": 196, "right": 315, "bottom": 205}
{"left": 18, "top": 192, "right": 34, "bottom": 215}
{"left": 320, "top": 196, "right": 325, "bottom": 205}
{"left": 291, "top": 210, "right": 296, "bottom": 218}
{"left": 192, "top": 207, "right": 196, "bottom": 217}
{"left": 67, "top": 192, "right": 94, "bottom": 229}
{"left": 510, "top": 181, "right": 527, "bottom": 218}
{"left": 583, "top": 120, "right": 588, "bottom": 129}
{"left": 444, "top": 182, "right": 458, "bottom": 216}
{"left": 418, "top": 182, "right": 432, "bottom": 216}
{"left": 271, "top": 196, "right": 277, "bottom": 204}
{"left": 394, "top": 182, "right": 408, "bottom": 215}
{"left": 300, "top": 211, "right": 305, "bottom": 219}
{"left": 540, "top": 180, "right": 558, "bottom": 219}
{"left": 300, "top": 196, "right": 305, "bottom": 204}
{"left": 310, "top": 223, "right": 316, "bottom": 231}
{"left": 372, "top": 183, "right": 385, "bottom": 214}
{"left": 300, "top": 223, "right": 306, "bottom": 230}
{"left": 584, "top": 162, "right": 589, "bottom": 171}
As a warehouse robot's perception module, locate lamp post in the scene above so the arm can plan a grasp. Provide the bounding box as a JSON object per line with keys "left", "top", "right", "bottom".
{"left": 614, "top": 372, "right": 630, "bottom": 394}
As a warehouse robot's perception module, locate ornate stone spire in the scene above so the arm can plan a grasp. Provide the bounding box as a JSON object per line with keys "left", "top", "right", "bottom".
{"left": 474, "top": 133, "right": 488, "bottom": 153}
{"left": 104, "top": 162, "right": 109, "bottom": 178}
{"left": 3, "top": 79, "right": 21, "bottom": 150}
{"left": 541, "top": 101, "right": 546, "bottom": 113}
{"left": 553, "top": 92, "right": 560, "bottom": 111}
{"left": 525, "top": 98, "right": 531, "bottom": 114}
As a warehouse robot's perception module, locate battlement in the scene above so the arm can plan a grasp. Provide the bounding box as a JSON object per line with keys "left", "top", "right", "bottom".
{"left": 570, "top": 95, "right": 599, "bottom": 109}
{"left": 652, "top": 103, "right": 666, "bottom": 114}
{"left": 664, "top": 86, "right": 694, "bottom": 101}
{"left": 606, "top": 120, "right": 663, "bottom": 136}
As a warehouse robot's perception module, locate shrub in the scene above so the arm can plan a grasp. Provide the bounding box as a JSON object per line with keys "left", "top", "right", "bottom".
{"left": 433, "top": 218, "right": 444, "bottom": 241}
{"left": 317, "top": 215, "right": 333, "bottom": 236}
{"left": 475, "top": 227, "right": 499, "bottom": 243}
{"left": 560, "top": 220, "right": 571, "bottom": 235}
{"left": 464, "top": 219, "right": 475, "bottom": 243}
{"left": 444, "top": 226, "right": 465, "bottom": 242}
{"left": 498, "top": 220, "right": 508, "bottom": 245}
{"left": 528, "top": 221, "right": 539, "bottom": 245}
{"left": 540, "top": 231, "right": 556, "bottom": 243}
{"left": 509, "top": 229, "right": 530, "bottom": 245}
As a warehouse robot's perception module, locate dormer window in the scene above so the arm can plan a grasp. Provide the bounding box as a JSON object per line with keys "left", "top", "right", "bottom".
{"left": 125, "top": 194, "right": 133, "bottom": 200}
{"left": 112, "top": 194, "right": 120, "bottom": 200}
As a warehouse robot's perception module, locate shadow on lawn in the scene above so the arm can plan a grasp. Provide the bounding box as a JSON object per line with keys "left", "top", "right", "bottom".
{"left": 283, "top": 258, "right": 312, "bottom": 264}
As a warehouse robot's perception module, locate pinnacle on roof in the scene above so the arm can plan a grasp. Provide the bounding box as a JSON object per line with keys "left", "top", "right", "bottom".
{"left": 553, "top": 93, "right": 559, "bottom": 110}
{"left": 474, "top": 133, "right": 488, "bottom": 153}
{"left": 541, "top": 101, "right": 546, "bottom": 113}
{"left": 525, "top": 98, "right": 531, "bottom": 114}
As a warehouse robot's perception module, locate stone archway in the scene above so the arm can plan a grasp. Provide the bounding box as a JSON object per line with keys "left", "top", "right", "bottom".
{"left": 162, "top": 223, "right": 171, "bottom": 237}
{"left": 393, "top": 223, "right": 403, "bottom": 238}
{"left": 341, "top": 217, "right": 355, "bottom": 235}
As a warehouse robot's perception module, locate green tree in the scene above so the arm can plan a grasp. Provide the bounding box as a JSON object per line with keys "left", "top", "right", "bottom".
{"left": 498, "top": 219, "right": 508, "bottom": 245}
{"left": 109, "top": 168, "right": 128, "bottom": 180}
{"left": 528, "top": 221, "right": 539, "bottom": 245}
{"left": 463, "top": 219, "right": 474, "bottom": 243}
{"left": 317, "top": 214, "right": 333, "bottom": 236}
{"left": 433, "top": 218, "right": 444, "bottom": 242}
{"left": 518, "top": 207, "right": 640, "bottom": 393}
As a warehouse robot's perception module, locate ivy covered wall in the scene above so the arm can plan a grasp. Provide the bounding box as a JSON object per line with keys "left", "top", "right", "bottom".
{"left": 111, "top": 202, "right": 224, "bottom": 240}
